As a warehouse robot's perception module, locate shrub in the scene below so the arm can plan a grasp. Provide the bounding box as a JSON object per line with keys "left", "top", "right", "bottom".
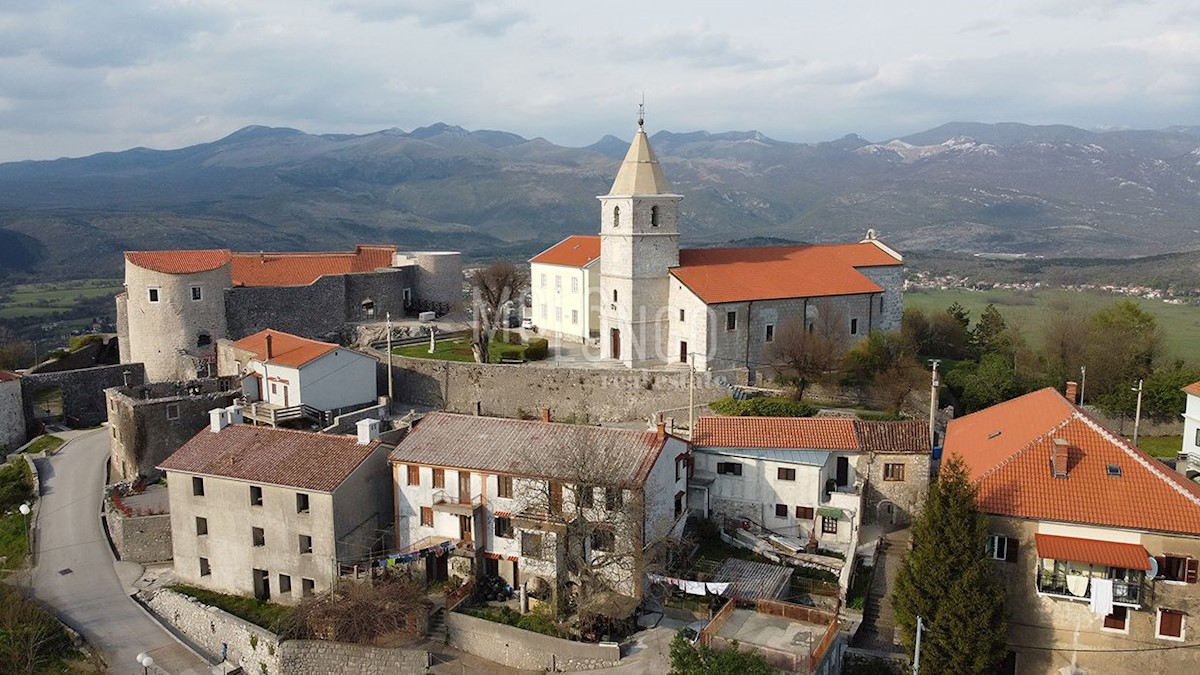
{"left": 496, "top": 330, "right": 523, "bottom": 345}
{"left": 709, "top": 396, "right": 816, "bottom": 417}
{"left": 0, "top": 585, "right": 75, "bottom": 674}
{"left": 525, "top": 338, "right": 549, "bottom": 361}
{"left": 498, "top": 348, "right": 524, "bottom": 361}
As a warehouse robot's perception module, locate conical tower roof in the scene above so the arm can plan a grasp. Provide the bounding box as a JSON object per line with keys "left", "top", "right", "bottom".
{"left": 607, "top": 126, "right": 673, "bottom": 196}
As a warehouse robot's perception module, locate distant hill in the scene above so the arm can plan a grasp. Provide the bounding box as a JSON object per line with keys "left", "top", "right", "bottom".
{"left": 3, "top": 121, "right": 1200, "bottom": 281}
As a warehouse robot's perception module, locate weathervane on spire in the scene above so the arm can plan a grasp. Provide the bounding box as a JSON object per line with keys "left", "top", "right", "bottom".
{"left": 638, "top": 94, "right": 645, "bottom": 129}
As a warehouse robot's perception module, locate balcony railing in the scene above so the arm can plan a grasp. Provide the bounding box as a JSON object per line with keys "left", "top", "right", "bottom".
{"left": 1035, "top": 568, "right": 1142, "bottom": 606}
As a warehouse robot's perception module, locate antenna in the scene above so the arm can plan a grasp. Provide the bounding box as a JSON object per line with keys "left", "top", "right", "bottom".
{"left": 638, "top": 94, "right": 645, "bottom": 128}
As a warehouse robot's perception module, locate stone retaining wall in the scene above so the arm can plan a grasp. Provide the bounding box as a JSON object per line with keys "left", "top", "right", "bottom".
{"left": 279, "top": 639, "right": 430, "bottom": 675}
{"left": 106, "top": 508, "right": 172, "bottom": 563}
{"left": 444, "top": 611, "right": 620, "bottom": 671}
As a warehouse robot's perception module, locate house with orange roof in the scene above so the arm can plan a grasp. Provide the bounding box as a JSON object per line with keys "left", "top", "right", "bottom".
{"left": 217, "top": 329, "right": 378, "bottom": 427}
{"left": 945, "top": 387, "right": 1200, "bottom": 674}
{"left": 117, "top": 245, "right": 462, "bottom": 382}
{"left": 532, "top": 118, "right": 904, "bottom": 370}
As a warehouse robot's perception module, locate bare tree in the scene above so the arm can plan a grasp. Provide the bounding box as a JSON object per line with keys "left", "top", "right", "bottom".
{"left": 279, "top": 577, "right": 432, "bottom": 644}
{"left": 767, "top": 302, "right": 850, "bottom": 400}
{"left": 469, "top": 261, "right": 529, "bottom": 363}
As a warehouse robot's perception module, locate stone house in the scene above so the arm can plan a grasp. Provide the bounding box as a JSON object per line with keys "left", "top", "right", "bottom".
{"left": 532, "top": 119, "right": 904, "bottom": 371}
{"left": 216, "top": 329, "right": 377, "bottom": 427}
{"left": 105, "top": 377, "right": 240, "bottom": 482}
{"left": 0, "top": 370, "right": 25, "bottom": 452}
{"left": 946, "top": 387, "right": 1200, "bottom": 674}
{"left": 159, "top": 414, "right": 392, "bottom": 603}
{"left": 855, "top": 420, "right": 932, "bottom": 527}
{"left": 388, "top": 411, "right": 689, "bottom": 605}
{"left": 528, "top": 235, "right": 600, "bottom": 343}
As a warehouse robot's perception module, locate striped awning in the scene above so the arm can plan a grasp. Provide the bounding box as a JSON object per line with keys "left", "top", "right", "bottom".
{"left": 1035, "top": 534, "right": 1151, "bottom": 570}
{"left": 816, "top": 507, "right": 844, "bottom": 519}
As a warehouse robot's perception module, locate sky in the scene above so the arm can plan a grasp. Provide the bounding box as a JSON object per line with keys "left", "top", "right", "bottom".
{"left": 0, "top": 0, "right": 1197, "bottom": 162}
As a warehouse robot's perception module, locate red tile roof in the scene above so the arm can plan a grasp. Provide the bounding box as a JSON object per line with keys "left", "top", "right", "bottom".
{"left": 856, "top": 420, "right": 931, "bottom": 454}
{"left": 1034, "top": 534, "right": 1151, "bottom": 570}
{"left": 946, "top": 387, "right": 1200, "bottom": 536}
{"left": 530, "top": 236, "right": 601, "bottom": 268}
{"left": 125, "top": 249, "right": 232, "bottom": 274}
{"left": 693, "top": 417, "right": 860, "bottom": 450}
{"left": 671, "top": 242, "right": 900, "bottom": 304}
{"left": 388, "top": 413, "right": 670, "bottom": 487}
{"left": 159, "top": 424, "right": 383, "bottom": 492}
{"left": 231, "top": 329, "right": 340, "bottom": 368}
{"left": 230, "top": 245, "right": 396, "bottom": 287}
{"left": 1184, "top": 380, "right": 1200, "bottom": 397}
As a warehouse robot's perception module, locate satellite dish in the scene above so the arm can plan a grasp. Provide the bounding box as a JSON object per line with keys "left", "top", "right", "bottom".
{"left": 1148, "top": 556, "right": 1159, "bottom": 578}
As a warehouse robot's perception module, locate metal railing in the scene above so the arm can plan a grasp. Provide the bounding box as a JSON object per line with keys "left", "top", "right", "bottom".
{"left": 1035, "top": 569, "right": 1142, "bottom": 605}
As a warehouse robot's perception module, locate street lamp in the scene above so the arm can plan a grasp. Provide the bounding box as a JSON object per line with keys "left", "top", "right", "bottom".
{"left": 18, "top": 503, "right": 30, "bottom": 545}
{"left": 136, "top": 652, "right": 154, "bottom": 674}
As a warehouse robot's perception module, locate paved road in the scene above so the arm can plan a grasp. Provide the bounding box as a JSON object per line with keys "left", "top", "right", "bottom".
{"left": 28, "top": 429, "right": 210, "bottom": 674}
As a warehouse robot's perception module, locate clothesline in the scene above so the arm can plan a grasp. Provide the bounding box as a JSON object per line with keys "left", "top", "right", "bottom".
{"left": 376, "top": 540, "right": 456, "bottom": 568}
{"left": 647, "top": 573, "right": 731, "bottom": 596}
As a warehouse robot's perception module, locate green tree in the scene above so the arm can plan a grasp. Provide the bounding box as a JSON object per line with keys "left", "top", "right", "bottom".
{"left": 668, "top": 633, "right": 777, "bottom": 675}
{"left": 946, "top": 302, "right": 971, "bottom": 330}
{"left": 1084, "top": 300, "right": 1162, "bottom": 401}
{"left": 841, "top": 330, "right": 926, "bottom": 413}
{"left": 892, "top": 455, "right": 1008, "bottom": 674}
{"left": 1096, "top": 359, "right": 1200, "bottom": 422}
{"left": 970, "top": 304, "right": 1011, "bottom": 359}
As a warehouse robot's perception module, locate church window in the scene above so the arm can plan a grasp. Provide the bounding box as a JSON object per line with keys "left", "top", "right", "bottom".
{"left": 540, "top": 273, "right": 546, "bottom": 288}
{"left": 879, "top": 295, "right": 884, "bottom": 313}
{"left": 555, "top": 275, "right": 561, "bottom": 290}
{"left": 850, "top": 318, "right": 859, "bottom": 335}
{"left": 765, "top": 324, "right": 775, "bottom": 342}
{"left": 148, "top": 288, "right": 160, "bottom": 303}
{"left": 613, "top": 206, "right": 620, "bottom": 228}
{"left": 679, "top": 308, "right": 685, "bottom": 322}
{"left": 651, "top": 206, "right": 660, "bottom": 227}
{"left": 726, "top": 311, "right": 737, "bottom": 331}
{"left": 190, "top": 286, "right": 202, "bottom": 301}
{"left": 613, "top": 289, "right": 618, "bottom": 303}
{"left": 571, "top": 310, "right": 578, "bottom": 325}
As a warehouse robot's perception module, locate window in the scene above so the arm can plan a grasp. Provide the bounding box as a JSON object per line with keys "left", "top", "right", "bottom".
{"left": 716, "top": 462, "right": 743, "bottom": 476}
{"left": 987, "top": 534, "right": 1019, "bottom": 563}
{"left": 676, "top": 456, "right": 688, "bottom": 481}
{"left": 775, "top": 504, "right": 788, "bottom": 518}
{"left": 1195, "top": 428, "right": 1200, "bottom": 447}
{"left": 497, "top": 475, "right": 513, "bottom": 499}
{"left": 850, "top": 318, "right": 859, "bottom": 335}
{"left": 572, "top": 277, "right": 579, "bottom": 292}
{"left": 166, "top": 404, "right": 179, "bottom": 421}
{"left": 1103, "top": 606, "right": 1128, "bottom": 632}
{"left": 613, "top": 206, "right": 620, "bottom": 228}
{"left": 190, "top": 286, "right": 202, "bottom": 301}
{"left": 195, "top": 517, "right": 208, "bottom": 536}
{"left": 148, "top": 288, "right": 160, "bottom": 303}
{"left": 252, "top": 527, "right": 265, "bottom": 547}
{"left": 296, "top": 493, "right": 309, "bottom": 513}
{"left": 420, "top": 507, "right": 433, "bottom": 527}
{"left": 605, "top": 487, "right": 623, "bottom": 510}
{"left": 270, "top": 382, "right": 277, "bottom": 395}
{"left": 555, "top": 275, "right": 562, "bottom": 290}
{"left": 299, "top": 534, "right": 313, "bottom": 554}
{"left": 679, "top": 308, "right": 685, "bottom": 322}
{"left": 821, "top": 516, "right": 838, "bottom": 534}
{"left": 192, "top": 477, "right": 205, "bottom": 496}
{"left": 199, "top": 557, "right": 210, "bottom": 577}
{"left": 578, "top": 485, "right": 595, "bottom": 509}
{"left": 197, "top": 332, "right": 211, "bottom": 347}
{"left": 726, "top": 310, "right": 737, "bottom": 331}
{"left": 406, "top": 465, "right": 420, "bottom": 486}
{"left": 1157, "top": 555, "right": 1198, "bottom": 583}
{"left": 540, "top": 273, "right": 546, "bottom": 288}
{"left": 777, "top": 467, "right": 796, "bottom": 481}
{"left": 540, "top": 304, "right": 547, "bottom": 319}
{"left": 279, "top": 574, "right": 292, "bottom": 594}
{"left": 796, "top": 506, "right": 814, "bottom": 520}
{"left": 879, "top": 296, "right": 884, "bottom": 313}
{"left": 555, "top": 307, "right": 562, "bottom": 322}
{"left": 522, "top": 532, "right": 544, "bottom": 559}
{"left": 250, "top": 485, "right": 263, "bottom": 506}
{"left": 433, "top": 468, "right": 445, "bottom": 489}
{"left": 495, "top": 516, "right": 514, "bottom": 539}
{"left": 592, "top": 529, "right": 615, "bottom": 552}
{"left": 651, "top": 205, "right": 660, "bottom": 227}
{"left": 884, "top": 463, "right": 905, "bottom": 481}
{"left": 302, "top": 578, "right": 315, "bottom": 597}
{"left": 1157, "top": 608, "right": 1185, "bottom": 640}
{"left": 674, "top": 492, "right": 685, "bottom": 518}
{"left": 571, "top": 309, "right": 578, "bottom": 325}
{"left": 613, "top": 289, "right": 618, "bottom": 303}
{"left": 765, "top": 323, "right": 775, "bottom": 343}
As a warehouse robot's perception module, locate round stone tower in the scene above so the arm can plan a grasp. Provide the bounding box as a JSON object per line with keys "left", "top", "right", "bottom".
{"left": 413, "top": 251, "right": 464, "bottom": 312}
{"left": 118, "top": 250, "right": 232, "bottom": 382}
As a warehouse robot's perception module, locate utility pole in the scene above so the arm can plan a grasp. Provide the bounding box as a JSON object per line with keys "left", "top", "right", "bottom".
{"left": 912, "top": 615, "right": 923, "bottom": 675}
{"left": 928, "top": 360, "right": 941, "bottom": 448}
{"left": 1079, "top": 366, "right": 1087, "bottom": 405}
{"left": 1132, "top": 379, "right": 1145, "bottom": 446}
{"left": 386, "top": 313, "right": 394, "bottom": 408}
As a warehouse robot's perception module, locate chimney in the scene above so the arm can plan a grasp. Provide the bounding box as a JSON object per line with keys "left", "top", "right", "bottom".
{"left": 357, "top": 418, "right": 381, "bottom": 445}
{"left": 225, "top": 404, "right": 243, "bottom": 426}
{"left": 1178, "top": 452, "right": 1191, "bottom": 477}
{"left": 656, "top": 420, "right": 666, "bottom": 440}
{"left": 209, "top": 408, "right": 229, "bottom": 433}
{"left": 1065, "top": 381, "right": 1078, "bottom": 404}
{"left": 1051, "top": 438, "right": 1069, "bottom": 478}
{"left": 541, "top": 408, "right": 551, "bottom": 423}
{"left": 265, "top": 334, "right": 274, "bottom": 361}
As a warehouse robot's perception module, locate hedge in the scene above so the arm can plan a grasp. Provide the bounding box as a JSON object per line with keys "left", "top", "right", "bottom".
{"left": 709, "top": 396, "right": 817, "bottom": 417}
{"left": 525, "top": 338, "right": 549, "bottom": 361}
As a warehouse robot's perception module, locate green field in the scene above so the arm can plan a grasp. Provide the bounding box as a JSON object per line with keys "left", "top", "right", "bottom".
{"left": 906, "top": 287, "right": 1200, "bottom": 363}
{"left": 0, "top": 278, "right": 122, "bottom": 320}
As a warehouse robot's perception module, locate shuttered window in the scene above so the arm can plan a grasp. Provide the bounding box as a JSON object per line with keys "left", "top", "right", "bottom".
{"left": 1158, "top": 609, "right": 1185, "bottom": 639}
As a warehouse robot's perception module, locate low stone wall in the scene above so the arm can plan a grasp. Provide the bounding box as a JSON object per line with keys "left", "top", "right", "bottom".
{"left": 445, "top": 611, "right": 620, "bottom": 671}
{"left": 322, "top": 403, "right": 389, "bottom": 434}
{"left": 106, "top": 508, "right": 172, "bottom": 563}
{"left": 381, "top": 354, "right": 748, "bottom": 424}
{"left": 142, "top": 588, "right": 430, "bottom": 674}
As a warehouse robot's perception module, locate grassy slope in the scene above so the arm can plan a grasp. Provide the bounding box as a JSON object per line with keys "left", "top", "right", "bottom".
{"left": 906, "top": 287, "right": 1200, "bottom": 363}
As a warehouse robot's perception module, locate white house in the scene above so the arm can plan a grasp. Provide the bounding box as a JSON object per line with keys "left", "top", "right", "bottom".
{"left": 528, "top": 235, "right": 600, "bottom": 343}
{"left": 532, "top": 117, "right": 905, "bottom": 371}
{"left": 217, "top": 329, "right": 377, "bottom": 426}
{"left": 1181, "top": 380, "right": 1200, "bottom": 479}
{"left": 159, "top": 413, "right": 391, "bottom": 603}
{"left": 388, "top": 411, "right": 690, "bottom": 606}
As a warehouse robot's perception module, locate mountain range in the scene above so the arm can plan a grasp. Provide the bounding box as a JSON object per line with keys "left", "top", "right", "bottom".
{"left": 3, "top": 121, "right": 1200, "bottom": 281}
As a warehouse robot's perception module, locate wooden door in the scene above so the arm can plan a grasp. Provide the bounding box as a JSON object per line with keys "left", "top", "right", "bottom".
{"left": 680, "top": 341, "right": 688, "bottom": 363}
{"left": 459, "top": 515, "right": 473, "bottom": 542}
{"left": 610, "top": 328, "right": 621, "bottom": 359}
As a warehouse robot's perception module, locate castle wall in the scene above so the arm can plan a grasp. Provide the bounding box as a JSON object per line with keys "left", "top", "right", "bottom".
{"left": 123, "top": 262, "right": 231, "bottom": 382}
{"left": 22, "top": 363, "right": 146, "bottom": 429}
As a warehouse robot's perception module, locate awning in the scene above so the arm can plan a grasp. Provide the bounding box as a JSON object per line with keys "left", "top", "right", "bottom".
{"left": 1035, "top": 534, "right": 1151, "bottom": 571}
{"left": 817, "top": 507, "right": 844, "bottom": 519}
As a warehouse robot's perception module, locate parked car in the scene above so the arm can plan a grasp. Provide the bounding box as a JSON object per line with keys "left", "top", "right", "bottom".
{"left": 521, "top": 318, "right": 534, "bottom": 330}
{"left": 679, "top": 620, "right": 709, "bottom": 645}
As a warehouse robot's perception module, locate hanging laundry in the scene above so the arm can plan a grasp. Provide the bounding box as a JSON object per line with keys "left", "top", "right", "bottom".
{"left": 682, "top": 580, "right": 707, "bottom": 595}
{"left": 1089, "top": 578, "right": 1114, "bottom": 617}
{"left": 705, "top": 582, "right": 730, "bottom": 595}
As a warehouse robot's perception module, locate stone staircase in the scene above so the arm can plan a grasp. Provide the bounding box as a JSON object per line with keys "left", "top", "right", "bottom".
{"left": 852, "top": 529, "right": 910, "bottom": 654}
{"left": 429, "top": 608, "right": 449, "bottom": 644}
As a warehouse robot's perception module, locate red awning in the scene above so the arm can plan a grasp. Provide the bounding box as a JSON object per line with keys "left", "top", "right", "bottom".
{"left": 1035, "top": 534, "right": 1151, "bottom": 570}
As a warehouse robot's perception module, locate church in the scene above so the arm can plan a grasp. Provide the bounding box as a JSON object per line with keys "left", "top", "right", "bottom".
{"left": 529, "top": 118, "right": 904, "bottom": 372}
